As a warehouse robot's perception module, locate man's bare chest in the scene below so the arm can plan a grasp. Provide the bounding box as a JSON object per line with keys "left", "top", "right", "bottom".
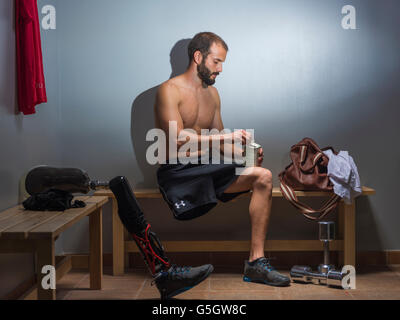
{"left": 178, "top": 90, "right": 216, "bottom": 132}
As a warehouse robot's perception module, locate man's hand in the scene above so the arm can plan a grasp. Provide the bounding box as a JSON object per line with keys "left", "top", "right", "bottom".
{"left": 220, "top": 129, "right": 252, "bottom": 146}
{"left": 232, "top": 144, "right": 244, "bottom": 163}
{"left": 256, "top": 147, "right": 264, "bottom": 166}
{"left": 218, "top": 130, "right": 251, "bottom": 160}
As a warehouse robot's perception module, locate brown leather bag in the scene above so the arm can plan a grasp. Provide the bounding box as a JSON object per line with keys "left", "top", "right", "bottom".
{"left": 278, "top": 137, "right": 341, "bottom": 221}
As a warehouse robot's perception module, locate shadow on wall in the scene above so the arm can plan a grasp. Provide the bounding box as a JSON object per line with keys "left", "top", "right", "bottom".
{"left": 130, "top": 39, "right": 191, "bottom": 188}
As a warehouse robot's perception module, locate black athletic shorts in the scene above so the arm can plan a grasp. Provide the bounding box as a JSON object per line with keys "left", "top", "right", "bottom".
{"left": 156, "top": 158, "right": 251, "bottom": 220}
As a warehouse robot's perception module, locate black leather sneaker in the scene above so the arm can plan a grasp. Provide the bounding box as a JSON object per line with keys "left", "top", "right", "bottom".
{"left": 154, "top": 264, "right": 214, "bottom": 299}
{"left": 243, "top": 257, "right": 290, "bottom": 287}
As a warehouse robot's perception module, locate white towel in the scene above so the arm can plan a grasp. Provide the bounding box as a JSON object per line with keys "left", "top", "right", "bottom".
{"left": 323, "top": 149, "right": 362, "bottom": 204}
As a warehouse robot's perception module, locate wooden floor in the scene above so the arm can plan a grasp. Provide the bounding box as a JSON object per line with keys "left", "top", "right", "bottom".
{"left": 55, "top": 265, "right": 400, "bottom": 300}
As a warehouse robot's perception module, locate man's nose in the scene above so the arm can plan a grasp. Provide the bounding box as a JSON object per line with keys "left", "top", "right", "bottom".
{"left": 217, "top": 65, "right": 223, "bottom": 73}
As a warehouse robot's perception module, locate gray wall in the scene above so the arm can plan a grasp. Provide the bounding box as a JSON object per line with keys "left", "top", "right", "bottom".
{"left": 0, "top": 0, "right": 62, "bottom": 297}
{"left": 1, "top": 0, "right": 399, "bottom": 297}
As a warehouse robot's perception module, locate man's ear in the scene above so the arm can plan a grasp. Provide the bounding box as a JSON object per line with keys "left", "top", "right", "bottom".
{"left": 193, "top": 50, "right": 203, "bottom": 65}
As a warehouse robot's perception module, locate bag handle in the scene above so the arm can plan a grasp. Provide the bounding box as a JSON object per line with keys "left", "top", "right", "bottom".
{"left": 295, "top": 144, "right": 326, "bottom": 173}
{"left": 279, "top": 177, "right": 341, "bottom": 221}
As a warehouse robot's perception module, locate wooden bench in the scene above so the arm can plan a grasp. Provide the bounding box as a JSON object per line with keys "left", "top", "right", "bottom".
{"left": 0, "top": 196, "right": 108, "bottom": 300}
{"left": 95, "top": 187, "right": 375, "bottom": 275}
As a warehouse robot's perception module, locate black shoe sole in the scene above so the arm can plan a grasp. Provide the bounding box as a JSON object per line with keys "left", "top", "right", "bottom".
{"left": 243, "top": 275, "right": 291, "bottom": 287}
{"left": 161, "top": 265, "right": 214, "bottom": 300}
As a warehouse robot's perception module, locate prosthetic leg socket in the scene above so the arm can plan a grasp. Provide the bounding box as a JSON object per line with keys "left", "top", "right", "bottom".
{"left": 109, "top": 176, "right": 170, "bottom": 276}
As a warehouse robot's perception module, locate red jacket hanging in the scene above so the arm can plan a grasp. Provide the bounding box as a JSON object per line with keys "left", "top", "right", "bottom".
{"left": 15, "top": 0, "right": 47, "bottom": 115}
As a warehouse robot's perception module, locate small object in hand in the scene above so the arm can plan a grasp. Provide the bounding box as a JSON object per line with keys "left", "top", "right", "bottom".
{"left": 244, "top": 142, "right": 262, "bottom": 167}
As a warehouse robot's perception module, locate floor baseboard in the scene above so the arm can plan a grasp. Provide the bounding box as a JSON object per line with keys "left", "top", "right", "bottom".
{"left": 68, "top": 250, "right": 400, "bottom": 271}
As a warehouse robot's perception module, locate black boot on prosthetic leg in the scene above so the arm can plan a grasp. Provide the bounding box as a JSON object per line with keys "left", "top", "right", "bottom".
{"left": 109, "top": 176, "right": 213, "bottom": 299}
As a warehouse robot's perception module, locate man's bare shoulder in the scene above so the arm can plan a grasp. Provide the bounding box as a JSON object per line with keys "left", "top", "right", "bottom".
{"left": 158, "top": 78, "right": 180, "bottom": 94}
{"left": 208, "top": 85, "right": 219, "bottom": 95}
{"left": 156, "top": 78, "right": 182, "bottom": 104}
{"left": 208, "top": 86, "right": 221, "bottom": 107}
{"left": 157, "top": 75, "right": 193, "bottom": 102}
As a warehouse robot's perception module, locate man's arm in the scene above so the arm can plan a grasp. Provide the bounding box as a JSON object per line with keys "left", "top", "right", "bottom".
{"left": 154, "top": 82, "right": 184, "bottom": 141}
{"left": 209, "top": 88, "right": 245, "bottom": 159}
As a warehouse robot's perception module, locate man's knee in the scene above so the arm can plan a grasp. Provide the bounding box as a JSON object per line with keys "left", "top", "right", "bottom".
{"left": 253, "top": 168, "right": 273, "bottom": 190}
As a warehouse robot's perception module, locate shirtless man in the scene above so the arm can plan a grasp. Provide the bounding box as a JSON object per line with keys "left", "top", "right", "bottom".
{"left": 154, "top": 32, "right": 290, "bottom": 289}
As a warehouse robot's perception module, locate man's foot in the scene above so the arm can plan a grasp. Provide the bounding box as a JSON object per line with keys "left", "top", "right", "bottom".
{"left": 154, "top": 264, "right": 214, "bottom": 299}
{"left": 243, "top": 257, "right": 290, "bottom": 287}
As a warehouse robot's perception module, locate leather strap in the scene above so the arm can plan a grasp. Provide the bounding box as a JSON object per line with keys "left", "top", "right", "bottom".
{"left": 279, "top": 178, "right": 341, "bottom": 221}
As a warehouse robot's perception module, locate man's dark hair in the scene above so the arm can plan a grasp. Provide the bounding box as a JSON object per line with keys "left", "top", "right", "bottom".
{"left": 187, "top": 32, "right": 228, "bottom": 63}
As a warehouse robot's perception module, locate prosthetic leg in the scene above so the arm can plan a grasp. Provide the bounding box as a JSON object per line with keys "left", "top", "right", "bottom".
{"left": 24, "top": 166, "right": 171, "bottom": 277}
{"left": 24, "top": 166, "right": 214, "bottom": 299}
{"left": 108, "top": 176, "right": 213, "bottom": 299}
{"left": 108, "top": 176, "right": 171, "bottom": 276}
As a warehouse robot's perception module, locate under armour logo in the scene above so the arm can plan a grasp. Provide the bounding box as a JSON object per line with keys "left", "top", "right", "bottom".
{"left": 174, "top": 201, "right": 186, "bottom": 209}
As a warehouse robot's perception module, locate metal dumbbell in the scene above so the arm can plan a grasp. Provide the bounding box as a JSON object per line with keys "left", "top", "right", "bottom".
{"left": 290, "top": 221, "right": 344, "bottom": 288}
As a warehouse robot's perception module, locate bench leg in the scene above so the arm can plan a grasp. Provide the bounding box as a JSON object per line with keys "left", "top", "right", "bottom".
{"left": 36, "top": 238, "right": 56, "bottom": 300}
{"left": 89, "top": 207, "right": 103, "bottom": 290}
{"left": 112, "top": 198, "right": 125, "bottom": 276}
{"left": 338, "top": 200, "right": 356, "bottom": 268}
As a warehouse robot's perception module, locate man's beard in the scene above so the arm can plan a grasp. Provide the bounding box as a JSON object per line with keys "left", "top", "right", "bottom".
{"left": 197, "top": 61, "right": 219, "bottom": 86}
